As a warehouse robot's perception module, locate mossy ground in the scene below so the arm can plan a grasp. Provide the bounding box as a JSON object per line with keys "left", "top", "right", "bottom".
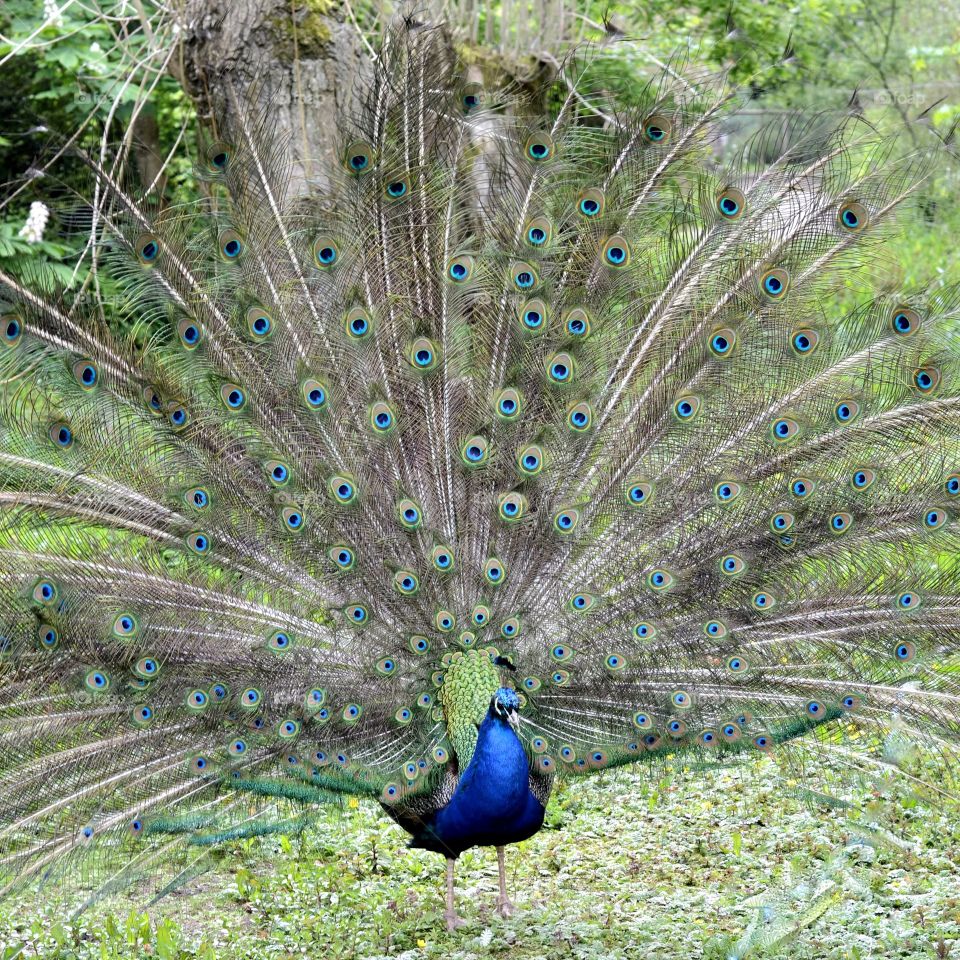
{"left": 1, "top": 759, "right": 957, "bottom": 959}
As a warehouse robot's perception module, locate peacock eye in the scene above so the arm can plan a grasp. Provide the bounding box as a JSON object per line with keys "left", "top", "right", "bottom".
{"left": 716, "top": 187, "right": 745, "bottom": 219}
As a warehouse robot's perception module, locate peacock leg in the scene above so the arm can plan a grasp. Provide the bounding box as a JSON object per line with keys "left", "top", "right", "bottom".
{"left": 495, "top": 845, "right": 515, "bottom": 917}
{"left": 444, "top": 857, "right": 467, "bottom": 931}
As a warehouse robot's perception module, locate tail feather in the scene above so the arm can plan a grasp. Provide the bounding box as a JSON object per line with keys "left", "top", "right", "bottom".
{"left": 0, "top": 22, "right": 958, "bottom": 905}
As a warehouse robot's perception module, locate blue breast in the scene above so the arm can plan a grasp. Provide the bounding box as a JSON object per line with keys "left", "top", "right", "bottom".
{"left": 409, "top": 712, "right": 545, "bottom": 856}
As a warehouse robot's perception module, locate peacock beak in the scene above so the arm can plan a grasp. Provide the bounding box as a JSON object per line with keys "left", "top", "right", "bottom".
{"left": 507, "top": 708, "right": 520, "bottom": 732}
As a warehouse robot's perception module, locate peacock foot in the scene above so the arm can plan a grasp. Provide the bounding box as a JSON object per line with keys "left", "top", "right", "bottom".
{"left": 444, "top": 911, "right": 468, "bottom": 932}
{"left": 495, "top": 896, "right": 515, "bottom": 918}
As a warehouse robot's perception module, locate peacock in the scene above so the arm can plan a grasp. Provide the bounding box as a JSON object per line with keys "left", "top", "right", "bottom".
{"left": 1, "top": 21, "right": 959, "bottom": 934}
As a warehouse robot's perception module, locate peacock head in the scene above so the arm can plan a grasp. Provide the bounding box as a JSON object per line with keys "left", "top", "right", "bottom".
{"left": 490, "top": 686, "right": 521, "bottom": 731}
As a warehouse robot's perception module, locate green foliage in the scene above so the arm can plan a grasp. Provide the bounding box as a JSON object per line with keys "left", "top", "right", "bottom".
{"left": 0, "top": 761, "right": 956, "bottom": 958}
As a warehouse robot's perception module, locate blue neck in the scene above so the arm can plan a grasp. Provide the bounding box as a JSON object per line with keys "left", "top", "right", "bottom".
{"left": 410, "top": 709, "right": 545, "bottom": 855}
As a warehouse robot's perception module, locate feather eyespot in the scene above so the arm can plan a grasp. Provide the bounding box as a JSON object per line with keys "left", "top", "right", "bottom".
{"left": 567, "top": 401, "right": 593, "bottom": 432}
{"left": 397, "top": 498, "right": 422, "bottom": 529}
{"left": 667, "top": 719, "right": 686, "bottom": 737}
{"left": 313, "top": 237, "right": 339, "bottom": 268}
{"left": 604, "top": 653, "right": 627, "bottom": 672}
{"left": 281, "top": 506, "right": 305, "bottom": 531}
{"left": 328, "top": 475, "right": 358, "bottom": 505}
{"left": 186, "top": 531, "right": 211, "bottom": 554}
{"left": 267, "top": 630, "right": 292, "bottom": 652}
{"left": 32, "top": 578, "right": 58, "bottom": 606}
{"left": 168, "top": 402, "right": 190, "bottom": 430}
{"left": 703, "top": 620, "right": 727, "bottom": 638}
{"left": 511, "top": 261, "right": 540, "bottom": 291}
{"left": 409, "top": 336, "right": 438, "bottom": 371}
{"left": 135, "top": 233, "right": 160, "bottom": 265}
{"left": 431, "top": 546, "right": 454, "bottom": 572}
{"left": 602, "top": 235, "right": 631, "bottom": 268}
{"left": 517, "top": 444, "right": 543, "bottom": 476}
{"left": 834, "top": 399, "right": 860, "bottom": 424}
{"left": 726, "top": 657, "right": 747, "bottom": 674}
{"left": 205, "top": 140, "right": 231, "bottom": 172}
{"left": 576, "top": 188, "right": 605, "bottom": 218}
{"left": 524, "top": 132, "right": 554, "bottom": 161}
{"left": 714, "top": 481, "right": 742, "bottom": 503}
{"left": 500, "top": 616, "right": 519, "bottom": 638}
{"left": 518, "top": 298, "right": 548, "bottom": 333}
{"left": 265, "top": 460, "right": 290, "bottom": 487}
{"left": 435, "top": 610, "right": 455, "bottom": 632}
{"left": 719, "top": 553, "right": 746, "bottom": 576}
{"left": 709, "top": 328, "right": 736, "bottom": 357}
{"left": 525, "top": 215, "right": 553, "bottom": 247}
{"left": 485, "top": 557, "right": 506, "bottom": 585}
{"left": 672, "top": 690, "right": 692, "bottom": 709}
{"left": 462, "top": 83, "right": 484, "bottom": 111}
{"left": 770, "top": 511, "right": 795, "bottom": 533}
{"left": 564, "top": 308, "right": 591, "bottom": 339}
{"left": 771, "top": 417, "right": 800, "bottom": 442}
{"left": 344, "top": 141, "right": 375, "bottom": 173}
{"left": 220, "top": 383, "right": 246, "bottom": 410}
{"left": 85, "top": 670, "right": 110, "bottom": 692}
{"left": 634, "top": 622, "right": 656, "bottom": 640}
{"left": 2, "top": 314, "right": 23, "bottom": 347}
{"left": 568, "top": 592, "right": 595, "bottom": 612}
{"left": 829, "top": 512, "right": 853, "bottom": 534}
{"left": 673, "top": 395, "right": 701, "bottom": 422}
{"left": 553, "top": 508, "right": 580, "bottom": 534}
{"left": 891, "top": 306, "right": 919, "bottom": 336}
{"left": 245, "top": 306, "right": 273, "bottom": 341}
{"left": 896, "top": 591, "right": 920, "bottom": 610}
{"left": 369, "top": 401, "right": 395, "bottom": 434}
{"left": 462, "top": 435, "right": 490, "bottom": 467}
{"left": 912, "top": 366, "right": 941, "bottom": 394}
{"left": 923, "top": 507, "right": 948, "bottom": 530}
{"left": 72, "top": 359, "right": 99, "bottom": 389}
{"left": 945, "top": 473, "right": 960, "bottom": 497}
{"left": 113, "top": 613, "right": 139, "bottom": 638}
{"left": 345, "top": 604, "right": 369, "bottom": 625}
{"left": 447, "top": 254, "right": 474, "bottom": 283}
{"left": 894, "top": 640, "right": 916, "bottom": 661}
{"left": 647, "top": 568, "right": 675, "bottom": 591}
{"left": 301, "top": 379, "right": 328, "bottom": 410}
{"left": 626, "top": 480, "right": 654, "bottom": 506}
{"left": 633, "top": 712, "right": 653, "bottom": 730}
{"left": 218, "top": 230, "right": 243, "bottom": 261}
{"left": 37, "top": 624, "right": 59, "bottom": 649}
{"left": 134, "top": 657, "right": 159, "bottom": 679}
{"left": 394, "top": 570, "right": 419, "bottom": 596}
{"left": 760, "top": 268, "right": 789, "bottom": 299}
{"left": 752, "top": 591, "right": 775, "bottom": 610}
{"left": 642, "top": 114, "right": 671, "bottom": 144}
{"left": 716, "top": 187, "right": 745, "bottom": 219}
{"left": 498, "top": 492, "right": 527, "bottom": 522}
{"left": 837, "top": 200, "right": 868, "bottom": 232}
{"left": 385, "top": 177, "right": 409, "bottom": 200}
{"left": 791, "top": 328, "right": 819, "bottom": 355}
{"left": 547, "top": 352, "right": 575, "bottom": 385}
{"left": 49, "top": 422, "right": 73, "bottom": 448}
{"left": 184, "top": 486, "right": 209, "bottom": 511}
{"left": 470, "top": 605, "right": 490, "bottom": 628}
{"left": 495, "top": 387, "right": 522, "bottom": 420}
{"left": 344, "top": 306, "right": 372, "bottom": 340}
{"left": 410, "top": 635, "right": 431, "bottom": 654}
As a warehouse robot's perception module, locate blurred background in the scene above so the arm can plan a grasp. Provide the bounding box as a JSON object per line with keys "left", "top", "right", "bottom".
{"left": 1, "top": 2, "right": 959, "bottom": 957}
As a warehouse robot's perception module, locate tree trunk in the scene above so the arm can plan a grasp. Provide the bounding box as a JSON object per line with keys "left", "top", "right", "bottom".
{"left": 178, "top": 0, "right": 367, "bottom": 194}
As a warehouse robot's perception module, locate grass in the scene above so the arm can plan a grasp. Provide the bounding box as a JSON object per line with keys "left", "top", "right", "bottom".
{"left": 1, "top": 757, "right": 957, "bottom": 960}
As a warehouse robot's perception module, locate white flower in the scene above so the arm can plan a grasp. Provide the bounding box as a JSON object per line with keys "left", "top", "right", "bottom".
{"left": 18, "top": 201, "right": 50, "bottom": 244}
{"left": 43, "top": 0, "right": 63, "bottom": 27}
